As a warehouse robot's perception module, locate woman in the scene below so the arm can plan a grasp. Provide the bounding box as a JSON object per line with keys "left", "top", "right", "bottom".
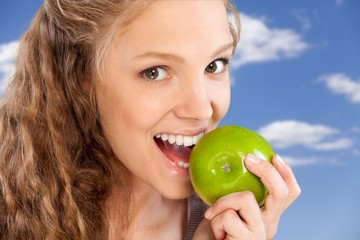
{"left": 0, "top": 0, "right": 301, "bottom": 239}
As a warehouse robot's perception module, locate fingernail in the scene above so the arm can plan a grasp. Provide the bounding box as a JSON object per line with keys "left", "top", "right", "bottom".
{"left": 246, "top": 153, "right": 261, "bottom": 164}
{"left": 204, "top": 207, "right": 212, "bottom": 219}
{"left": 276, "top": 154, "right": 285, "bottom": 165}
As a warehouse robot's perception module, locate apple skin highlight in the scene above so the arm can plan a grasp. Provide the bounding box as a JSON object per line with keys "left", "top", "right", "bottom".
{"left": 189, "top": 125, "right": 274, "bottom": 206}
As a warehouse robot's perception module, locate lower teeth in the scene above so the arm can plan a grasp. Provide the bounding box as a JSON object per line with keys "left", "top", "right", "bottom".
{"left": 178, "top": 161, "right": 189, "bottom": 169}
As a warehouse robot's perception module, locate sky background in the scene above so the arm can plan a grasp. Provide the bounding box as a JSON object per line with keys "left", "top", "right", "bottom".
{"left": 0, "top": 0, "right": 359, "bottom": 239}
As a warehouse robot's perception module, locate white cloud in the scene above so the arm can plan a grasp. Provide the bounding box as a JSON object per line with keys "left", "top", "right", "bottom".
{"left": 292, "top": 9, "right": 312, "bottom": 30}
{"left": 319, "top": 73, "right": 360, "bottom": 104}
{"left": 232, "top": 13, "right": 308, "bottom": 67}
{"left": 282, "top": 155, "right": 342, "bottom": 166}
{"left": 0, "top": 41, "right": 18, "bottom": 93}
{"left": 310, "top": 138, "right": 353, "bottom": 151}
{"left": 258, "top": 120, "right": 353, "bottom": 151}
{"left": 282, "top": 155, "right": 318, "bottom": 166}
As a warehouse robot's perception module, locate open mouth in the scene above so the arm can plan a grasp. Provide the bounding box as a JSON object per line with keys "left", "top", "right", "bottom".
{"left": 154, "top": 132, "right": 205, "bottom": 169}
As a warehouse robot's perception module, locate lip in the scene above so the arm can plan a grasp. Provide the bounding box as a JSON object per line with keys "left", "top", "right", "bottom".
{"left": 152, "top": 136, "right": 198, "bottom": 177}
{"left": 153, "top": 141, "right": 190, "bottom": 176}
{"left": 152, "top": 127, "right": 209, "bottom": 176}
{"left": 164, "top": 155, "right": 190, "bottom": 176}
{"left": 154, "top": 127, "right": 208, "bottom": 137}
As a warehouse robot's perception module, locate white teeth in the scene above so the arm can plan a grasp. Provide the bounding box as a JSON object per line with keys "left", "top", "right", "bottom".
{"left": 168, "top": 135, "right": 176, "bottom": 144}
{"left": 176, "top": 135, "right": 183, "bottom": 145}
{"left": 192, "top": 134, "right": 199, "bottom": 144}
{"left": 183, "top": 136, "right": 193, "bottom": 147}
{"left": 155, "top": 131, "right": 205, "bottom": 147}
{"left": 177, "top": 161, "right": 189, "bottom": 169}
{"left": 161, "top": 134, "right": 168, "bottom": 141}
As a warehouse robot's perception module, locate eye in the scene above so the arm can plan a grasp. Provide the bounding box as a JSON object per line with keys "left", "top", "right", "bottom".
{"left": 141, "top": 66, "right": 168, "bottom": 81}
{"left": 205, "top": 59, "right": 229, "bottom": 74}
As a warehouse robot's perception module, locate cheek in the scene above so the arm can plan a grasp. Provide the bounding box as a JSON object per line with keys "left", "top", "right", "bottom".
{"left": 95, "top": 85, "right": 155, "bottom": 169}
{"left": 96, "top": 81, "right": 163, "bottom": 139}
{"left": 121, "top": 98, "right": 163, "bottom": 131}
{"left": 212, "top": 82, "right": 231, "bottom": 123}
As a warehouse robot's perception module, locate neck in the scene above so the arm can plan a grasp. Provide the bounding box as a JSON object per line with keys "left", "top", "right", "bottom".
{"left": 107, "top": 176, "right": 188, "bottom": 240}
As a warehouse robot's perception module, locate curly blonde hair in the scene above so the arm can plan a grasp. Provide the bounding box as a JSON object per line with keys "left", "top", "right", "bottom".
{"left": 0, "top": 1, "right": 240, "bottom": 239}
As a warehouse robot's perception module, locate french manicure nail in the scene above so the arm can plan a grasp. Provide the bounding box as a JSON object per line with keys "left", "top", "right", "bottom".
{"left": 246, "top": 153, "right": 261, "bottom": 164}
{"left": 276, "top": 154, "right": 285, "bottom": 165}
{"left": 204, "top": 207, "right": 212, "bottom": 219}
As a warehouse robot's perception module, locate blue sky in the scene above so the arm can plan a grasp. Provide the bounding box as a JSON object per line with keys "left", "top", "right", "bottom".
{"left": 0, "top": 1, "right": 359, "bottom": 239}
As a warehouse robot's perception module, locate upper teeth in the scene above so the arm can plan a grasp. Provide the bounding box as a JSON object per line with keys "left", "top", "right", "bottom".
{"left": 155, "top": 131, "right": 205, "bottom": 147}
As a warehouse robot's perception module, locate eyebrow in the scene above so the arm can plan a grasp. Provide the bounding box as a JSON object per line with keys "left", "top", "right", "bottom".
{"left": 133, "top": 42, "right": 234, "bottom": 63}
{"left": 210, "top": 42, "right": 234, "bottom": 59}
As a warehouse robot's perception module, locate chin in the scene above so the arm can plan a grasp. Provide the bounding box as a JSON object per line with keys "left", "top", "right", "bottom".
{"left": 159, "top": 185, "right": 194, "bottom": 201}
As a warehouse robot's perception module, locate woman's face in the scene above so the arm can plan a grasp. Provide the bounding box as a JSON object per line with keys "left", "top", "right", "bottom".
{"left": 96, "top": 0, "right": 233, "bottom": 199}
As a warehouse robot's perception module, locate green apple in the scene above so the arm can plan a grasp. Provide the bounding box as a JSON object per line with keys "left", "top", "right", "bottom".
{"left": 189, "top": 125, "right": 274, "bottom": 206}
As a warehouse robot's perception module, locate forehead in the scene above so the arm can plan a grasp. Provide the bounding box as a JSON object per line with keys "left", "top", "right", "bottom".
{"left": 113, "top": 0, "right": 232, "bottom": 59}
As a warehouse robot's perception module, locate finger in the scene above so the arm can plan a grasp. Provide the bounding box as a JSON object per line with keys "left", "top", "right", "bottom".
{"left": 192, "top": 219, "right": 216, "bottom": 239}
{"left": 210, "top": 208, "right": 266, "bottom": 240}
{"left": 272, "top": 154, "right": 302, "bottom": 207}
{"left": 205, "top": 192, "right": 263, "bottom": 229}
{"left": 244, "top": 154, "right": 290, "bottom": 211}
{"left": 245, "top": 154, "right": 292, "bottom": 239}
{"left": 210, "top": 209, "right": 248, "bottom": 240}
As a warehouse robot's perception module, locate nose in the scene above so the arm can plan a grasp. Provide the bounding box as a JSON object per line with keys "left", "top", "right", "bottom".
{"left": 174, "top": 78, "right": 213, "bottom": 121}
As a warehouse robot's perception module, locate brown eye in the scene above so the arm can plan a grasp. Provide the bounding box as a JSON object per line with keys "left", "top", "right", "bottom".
{"left": 205, "top": 59, "right": 228, "bottom": 74}
{"left": 141, "top": 67, "right": 168, "bottom": 81}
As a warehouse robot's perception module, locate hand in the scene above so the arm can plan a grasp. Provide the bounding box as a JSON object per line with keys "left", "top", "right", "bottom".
{"left": 194, "top": 154, "right": 301, "bottom": 240}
